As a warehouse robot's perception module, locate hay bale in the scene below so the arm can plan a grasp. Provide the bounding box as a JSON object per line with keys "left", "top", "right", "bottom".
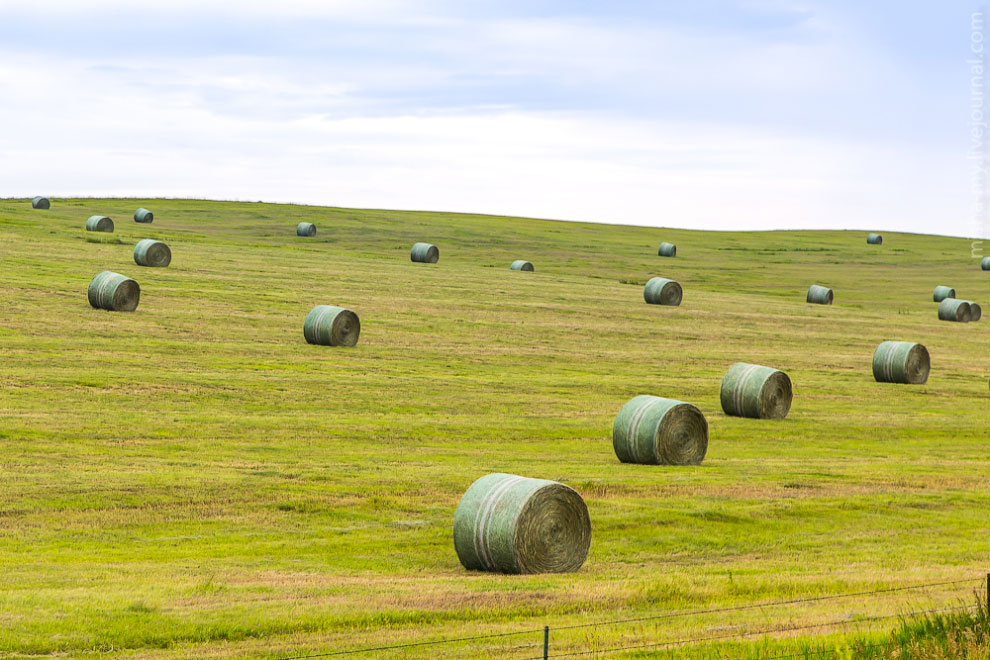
{"left": 510, "top": 260, "right": 534, "bottom": 271}
{"left": 933, "top": 286, "right": 956, "bottom": 302}
{"left": 982, "top": 257, "right": 990, "bottom": 270}
{"left": 134, "top": 208, "right": 154, "bottom": 223}
{"left": 612, "top": 395, "right": 708, "bottom": 465}
{"left": 867, "top": 233, "right": 883, "bottom": 244}
{"left": 296, "top": 222, "right": 316, "bottom": 237}
{"left": 411, "top": 242, "right": 439, "bottom": 263}
{"left": 964, "top": 301, "right": 982, "bottom": 321}
{"left": 31, "top": 196, "right": 50, "bottom": 209}
{"left": 720, "top": 363, "right": 792, "bottom": 419}
{"left": 133, "top": 239, "right": 171, "bottom": 267}
{"left": 657, "top": 242, "right": 677, "bottom": 257}
{"left": 88, "top": 271, "right": 139, "bottom": 312}
{"left": 873, "top": 341, "right": 930, "bottom": 384}
{"left": 453, "top": 473, "right": 591, "bottom": 574}
{"left": 303, "top": 305, "right": 360, "bottom": 346}
{"left": 85, "top": 216, "right": 114, "bottom": 233}
{"left": 938, "top": 298, "right": 972, "bottom": 322}
{"left": 806, "top": 284, "right": 834, "bottom": 305}
{"left": 643, "top": 277, "right": 682, "bottom": 306}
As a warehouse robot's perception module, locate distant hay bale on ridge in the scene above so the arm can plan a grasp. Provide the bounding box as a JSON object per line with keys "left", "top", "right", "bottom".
{"left": 296, "top": 222, "right": 316, "bottom": 237}
{"left": 612, "top": 395, "right": 708, "bottom": 465}
{"left": 134, "top": 208, "right": 154, "bottom": 223}
{"left": 873, "top": 341, "right": 930, "bottom": 384}
{"left": 411, "top": 242, "right": 439, "bottom": 263}
{"left": 134, "top": 239, "right": 171, "bottom": 267}
{"left": 453, "top": 473, "right": 591, "bottom": 574}
{"left": 643, "top": 277, "right": 682, "bottom": 306}
{"left": 867, "top": 233, "right": 883, "bottom": 244}
{"left": 982, "top": 257, "right": 990, "bottom": 270}
{"left": 657, "top": 242, "right": 676, "bottom": 257}
{"left": 88, "top": 271, "right": 140, "bottom": 312}
{"left": 938, "top": 298, "right": 972, "bottom": 322}
{"left": 933, "top": 286, "right": 955, "bottom": 302}
{"left": 720, "top": 363, "right": 792, "bottom": 419}
{"left": 31, "top": 196, "right": 50, "bottom": 209}
{"left": 806, "top": 284, "right": 834, "bottom": 305}
{"left": 303, "top": 305, "right": 360, "bottom": 346}
{"left": 510, "top": 260, "right": 534, "bottom": 271}
{"left": 85, "top": 215, "right": 114, "bottom": 233}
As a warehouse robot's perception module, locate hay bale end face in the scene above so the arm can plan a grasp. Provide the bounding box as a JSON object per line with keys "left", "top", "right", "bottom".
{"left": 134, "top": 239, "right": 171, "bottom": 267}
{"left": 720, "top": 363, "right": 793, "bottom": 419}
{"left": 963, "top": 301, "right": 982, "bottom": 321}
{"left": 510, "top": 260, "right": 534, "bottom": 271}
{"left": 453, "top": 473, "right": 591, "bottom": 574}
{"left": 134, "top": 208, "right": 154, "bottom": 223}
{"left": 873, "top": 341, "right": 930, "bottom": 384}
{"left": 31, "top": 196, "right": 50, "bottom": 209}
{"left": 933, "top": 286, "right": 956, "bottom": 302}
{"left": 303, "top": 305, "right": 360, "bottom": 346}
{"left": 88, "top": 271, "right": 140, "bottom": 311}
{"left": 296, "top": 222, "right": 316, "bottom": 237}
{"left": 643, "top": 277, "right": 682, "bottom": 306}
{"left": 938, "top": 298, "right": 972, "bottom": 322}
{"left": 85, "top": 215, "right": 114, "bottom": 233}
{"left": 867, "top": 233, "right": 883, "bottom": 244}
{"left": 806, "top": 284, "right": 834, "bottom": 305}
{"left": 612, "top": 395, "right": 708, "bottom": 465}
{"left": 657, "top": 242, "right": 677, "bottom": 257}
{"left": 982, "top": 257, "right": 990, "bottom": 270}
{"left": 411, "top": 242, "right": 439, "bottom": 263}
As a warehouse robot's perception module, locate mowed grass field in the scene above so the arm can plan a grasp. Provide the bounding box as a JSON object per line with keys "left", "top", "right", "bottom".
{"left": 0, "top": 198, "right": 988, "bottom": 659}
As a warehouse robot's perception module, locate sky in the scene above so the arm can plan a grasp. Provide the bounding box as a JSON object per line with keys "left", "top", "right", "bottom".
{"left": 0, "top": 1, "right": 987, "bottom": 238}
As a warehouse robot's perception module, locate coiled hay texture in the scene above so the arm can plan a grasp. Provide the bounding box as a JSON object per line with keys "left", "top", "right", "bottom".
{"left": 296, "top": 222, "right": 316, "bottom": 237}
{"left": 453, "top": 473, "right": 591, "bottom": 574}
{"left": 411, "top": 242, "right": 439, "bottom": 263}
{"left": 86, "top": 215, "right": 114, "bottom": 233}
{"left": 510, "top": 260, "right": 534, "bottom": 271}
{"left": 134, "top": 208, "right": 154, "bottom": 223}
{"left": 303, "top": 305, "right": 360, "bottom": 346}
{"left": 806, "top": 284, "right": 834, "bottom": 305}
{"left": 720, "top": 363, "right": 792, "bottom": 419}
{"left": 88, "top": 271, "right": 140, "bottom": 312}
{"left": 31, "top": 196, "right": 50, "bottom": 209}
{"left": 963, "top": 301, "right": 982, "bottom": 321}
{"left": 643, "top": 277, "right": 682, "bottom": 306}
{"left": 612, "top": 395, "right": 708, "bottom": 465}
{"left": 873, "top": 341, "right": 930, "bottom": 384}
{"left": 938, "top": 298, "right": 971, "bottom": 322}
{"left": 657, "top": 242, "right": 676, "bottom": 257}
{"left": 867, "top": 233, "right": 883, "bottom": 244}
{"left": 133, "top": 239, "right": 171, "bottom": 267}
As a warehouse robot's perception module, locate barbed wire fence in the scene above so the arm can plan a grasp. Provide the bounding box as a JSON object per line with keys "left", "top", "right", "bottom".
{"left": 279, "top": 574, "right": 988, "bottom": 659}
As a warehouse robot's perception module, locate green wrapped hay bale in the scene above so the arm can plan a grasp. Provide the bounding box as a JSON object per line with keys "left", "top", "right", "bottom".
{"left": 296, "top": 222, "right": 316, "bottom": 237}
{"left": 411, "top": 242, "right": 439, "bottom": 263}
{"left": 88, "top": 271, "right": 140, "bottom": 312}
{"left": 867, "top": 233, "right": 882, "bottom": 244}
{"left": 643, "top": 277, "right": 682, "bottom": 306}
{"left": 982, "top": 257, "right": 990, "bottom": 270}
{"left": 938, "top": 298, "right": 971, "bottom": 322}
{"left": 873, "top": 341, "right": 930, "bottom": 384}
{"left": 806, "top": 284, "right": 834, "bottom": 305}
{"left": 31, "top": 196, "right": 50, "bottom": 209}
{"left": 657, "top": 242, "right": 677, "bottom": 257}
{"left": 510, "top": 260, "right": 534, "bottom": 271}
{"left": 134, "top": 208, "right": 154, "bottom": 223}
{"left": 964, "top": 301, "right": 982, "bottom": 322}
{"left": 85, "top": 215, "right": 114, "bottom": 233}
{"left": 133, "top": 239, "right": 171, "bottom": 267}
{"left": 720, "top": 363, "right": 792, "bottom": 419}
{"left": 453, "top": 473, "right": 591, "bottom": 574}
{"left": 933, "top": 286, "right": 955, "bottom": 302}
{"left": 303, "top": 305, "right": 360, "bottom": 346}
{"left": 612, "top": 395, "right": 708, "bottom": 465}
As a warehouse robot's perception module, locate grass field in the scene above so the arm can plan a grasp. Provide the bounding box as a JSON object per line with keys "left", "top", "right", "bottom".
{"left": 0, "top": 198, "right": 988, "bottom": 659}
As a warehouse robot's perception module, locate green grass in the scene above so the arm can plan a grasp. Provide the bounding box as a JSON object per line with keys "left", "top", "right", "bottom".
{"left": 0, "top": 197, "right": 988, "bottom": 659}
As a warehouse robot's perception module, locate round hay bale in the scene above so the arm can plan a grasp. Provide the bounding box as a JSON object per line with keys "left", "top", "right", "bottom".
{"left": 88, "top": 271, "right": 139, "bottom": 312}
{"left": 964, "top": 301, "right": 982, "bottom": 321}
{"left": 134, "top": 208, "right": 154, "bottom": 223}
{"left": 411, "top": 242, "right": 439, "bottom": 263}
{"left": 720, "top": 363, "right": 792, "bottom": 419}
{"left": 933, "top": 286, "right": 956, "bottom": 302}
{"left": 612, "top": 395, "right": 708, "bottom": 465}
{"left": 643, "top": 277, "right": 682, "bottom": 306}
{"left": 873, "top": 341, "right": 930, "bottom": 384}
{"left": 296, "top": 222, "right": 316, "bottom": 237}
{"left": 303, "top": 305, "right": 360, "bottom": 346}
{"left": 31, "top": 196, "right": 50, "bottom": 209}
{"left": 938, "top": 298, "right": 971, "bottom": 322}
{"left": 982, "top": 257, "right": 990, "bottom": 270}
{"left": 133, "top": 239, "right": 171, "bottom": 267}
{"left": 657, "top": 242, "right": 677, "bottom": 257}
{"left": 85, "top": 215, "right": 114, "bottom": 233}
{"left": 510, "top": 260, "right": 534, "bottom": 271}
{"left": 806, "top": 284, "right": 834, "bottom": 305}
{"left": 452, "top": 473, "right": 591, "bottom": 574}
{"left": 867, "top": 233, "right": 883, "bottom": 244}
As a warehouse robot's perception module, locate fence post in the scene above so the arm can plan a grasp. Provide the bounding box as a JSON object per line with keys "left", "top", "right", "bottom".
{"left": 544, "top": 625, "right": 550, "bottom": 660}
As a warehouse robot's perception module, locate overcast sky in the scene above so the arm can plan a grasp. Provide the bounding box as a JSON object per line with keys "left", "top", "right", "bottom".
{"left": 0, "top": 1, "right": 986, "bottom": 238}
